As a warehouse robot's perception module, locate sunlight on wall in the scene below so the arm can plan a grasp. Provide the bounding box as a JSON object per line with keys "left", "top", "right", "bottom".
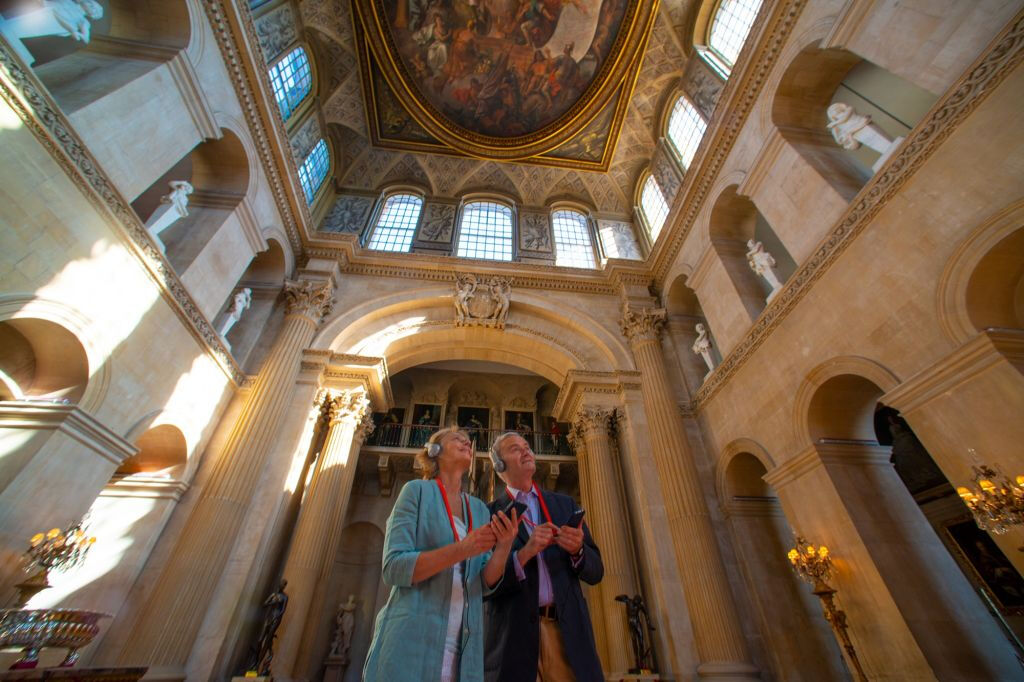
{"left": 158, "top": 354, "right": 231, "bottom": 469}
{"left": 0, "top": 99, "right": 23, "bottom": 131}
{"left": 346, "top": 315, "right": 426, "bottom": 356}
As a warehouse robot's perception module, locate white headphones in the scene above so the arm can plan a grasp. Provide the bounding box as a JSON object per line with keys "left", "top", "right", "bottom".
{"left": 488, "top": 436, "right": 509, "bottom": 473}
{"left": 427, "top": 442, "right": 442, "bottom": 458}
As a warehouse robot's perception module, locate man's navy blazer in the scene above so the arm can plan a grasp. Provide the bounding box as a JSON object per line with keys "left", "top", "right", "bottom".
{"left": 484, "top": 486, "right": 604, "bottom": 682}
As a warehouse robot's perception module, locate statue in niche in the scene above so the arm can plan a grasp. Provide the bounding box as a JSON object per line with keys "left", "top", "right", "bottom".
{"left": 692, "top": 323, "right": 715, "bottom": 378}
{"left": 0, "top": 0, "right": 104, "bottom": 66}
{"left": 328, "top": 594, "right": 357, "bottom": 664}
{"left": 453, "top": 273, "right": 511, "bottom": 329}
{"left": 826, "top": 102, "right": 905, "bottom": 173}
{"left": 615, "top": 594, "right": 656, "bottom": 674}
{"left": 144, "top": 180, "right": 194, "bottom": 253}
{"left": 252, "top": 580, "right": 288, "bottom": 676}
{"left": 219, "top": 288, "right": 252, "bottom": 342}
{"left": 745, "top": 239, "right": 784, "bottom": 301}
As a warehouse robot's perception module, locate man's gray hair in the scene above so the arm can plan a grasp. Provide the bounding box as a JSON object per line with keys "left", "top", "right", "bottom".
{"left": 489, "top": 431, "right": 524, "bottom": 474}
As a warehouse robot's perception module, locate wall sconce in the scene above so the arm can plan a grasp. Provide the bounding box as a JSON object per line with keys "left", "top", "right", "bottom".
{"left": 788, "top": 536, "right": 868, "bottom": 682}
{"left": 956, "top": 451, "right": 1024, "bottom": 535}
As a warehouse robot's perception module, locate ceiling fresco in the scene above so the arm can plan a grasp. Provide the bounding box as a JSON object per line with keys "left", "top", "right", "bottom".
{"left": 353, "top": 0, "right": 658, "bottom": 160}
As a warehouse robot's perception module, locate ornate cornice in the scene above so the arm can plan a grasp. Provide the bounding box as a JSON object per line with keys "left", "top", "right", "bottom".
{"left": 692, "top": 9, "right": 1024, "bottom": 409}
{"left": 284, "top": 279, "right": 335, "bottom": 322}
{"left": 201, "top": 0, "right": 305, "bottom": 255}
{"left": 650, "top": 0, "right": 807, "bottom": 284}
{"left": 573, "top": 405, "right": 615, "bottom": 437}
{"left": 0, "top": 36, "right": 246, "bottom": 386}
{"left": 619, "top": 306, "right": 667, "bottom": 344}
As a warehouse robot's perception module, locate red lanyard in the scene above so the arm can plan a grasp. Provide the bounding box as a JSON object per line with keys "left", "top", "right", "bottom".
{"left": 437, "top": 478, "right": 471, "bottom": 542}
{"left": 510, "top": 483, "right": 553, "bottom": 529}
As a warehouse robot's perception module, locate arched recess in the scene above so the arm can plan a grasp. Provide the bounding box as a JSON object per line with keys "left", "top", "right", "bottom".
{"left": 717, "top": 444, "right": 846, "bottom": 680}
{"left": 664, "top": 273, "right": 718, "bottom": 391}
{"left": 215, "top": 238, "right": 288, "bottom": 372}
{"left": 115, "top": 423, "right": 187, "bottom": 477}
{"left": 938, "top": 200, "right": 1024, "bottom": 344}
{"left": 25, "top": 0, "right": 192, "bottom": 115}
{"left": 793, "top": 361, "right": 1024, "bottom": 679}
{"left": 708, "top": 185, "right": 797, "bottom": 319}
{"left": 131, "top": 128, "right": 250, "bottom": 274}
{"left": 772, "top": 43, "right": 936, "bottom": 201}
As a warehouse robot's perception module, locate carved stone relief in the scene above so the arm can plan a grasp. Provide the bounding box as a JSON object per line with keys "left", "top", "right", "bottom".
{"left": 254, "top": 4, "right": 298, "bottom": 63}
{"left": 290, "top": 115, "right": 322, "bottom": 165}
{"left": 454, "top": 273, "right": 511, "bottom": 329}
{"left": 417, "top": 202, "right": 456, "bottom": 243}
{"left": 597, "top": 219, "right": 642, "bottom": 260}
{"left": 320, "top": 194, "right": 375, "bottom": 234}
{"left": 652, "top": 142, "right": 682, "bottom": 204}
{"left": 519, "top": 211, "right": 552, "bottom": 253}
{"left": 681, "top": 56, "right": 723, "bottom": 120}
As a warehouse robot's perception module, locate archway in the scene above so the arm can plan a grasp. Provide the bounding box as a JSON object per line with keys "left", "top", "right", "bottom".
{"left": 0, "top": 317, "right": 89, "bottom": 404}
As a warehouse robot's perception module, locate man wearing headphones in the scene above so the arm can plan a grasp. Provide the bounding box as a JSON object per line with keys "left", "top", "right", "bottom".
{"left": 484, "top": 432, "right": 604, "bottom": 681}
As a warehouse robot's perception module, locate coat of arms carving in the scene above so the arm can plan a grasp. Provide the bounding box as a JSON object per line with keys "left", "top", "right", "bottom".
{"left": 454, "top": 273, "right": 511, "bottom": 329}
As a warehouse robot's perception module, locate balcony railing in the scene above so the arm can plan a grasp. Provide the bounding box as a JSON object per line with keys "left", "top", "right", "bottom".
{"left": 365, "top": 423, "right": 573, "bottom": 456}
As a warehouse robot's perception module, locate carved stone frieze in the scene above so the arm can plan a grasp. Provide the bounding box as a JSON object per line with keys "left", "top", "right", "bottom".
{"left": 573, "top": 406, "right": 615, "bottom": 437}
{"left": 454, "top": 274, "right": 511, "bottom": 329}
{"left": 619, "top": 306, "right": 667, "bottom": 344}
{"left": 284, "top": 279, "right": 335, "bottom": 322}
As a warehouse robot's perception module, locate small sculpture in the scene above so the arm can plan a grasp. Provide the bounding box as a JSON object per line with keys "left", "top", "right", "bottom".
{"left": 489, "top": 277, "right": 510, "bottom": 325}
{"left": 615, "top": 594, "right": 656, "bottom": 674}
{"left": 218, "top": 288, "right": 252, "bottom": 341}
{"left": 745, "top": 239, "right": 784, "bottom": 301}
{"left": 453, "top": 273, "right": 511, "bottom": 329}
{"left": 0, "top": 0, "right": 104, "bottom": 66}
{"left": 252, "top": 580, "right": 288, "bottom": 676}
{"left": 826, "top": 102, "right": 905, "bottom": 173}
{"left": 692, "top": 323, "right": 715, "bottom": 378}
{"left": 328, "top": 595, "right": 357, "bottom": 665}
{"left": 454, "top": 274, "right": 477, "bottom": 324}
{"left": 144, "top": 180, "right": 194, "bottom": 253}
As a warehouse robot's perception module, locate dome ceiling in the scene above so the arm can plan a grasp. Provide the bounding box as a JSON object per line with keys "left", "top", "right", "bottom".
{"left": 353, "top": 0, "right": 658, "bottom": 164}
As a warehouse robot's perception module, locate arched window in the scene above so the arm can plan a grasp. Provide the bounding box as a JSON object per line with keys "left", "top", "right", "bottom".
{"left": 552, "top": 210, "right": 596, "bottom": 269}
{"left": 367, "top": 194, "right": 423, "bottom": 252}
{"left": 456, "top": 201, "right": 514, "bottom": 261}
{"left": 298, "top": 139, "right": 329, "bottom": 204}
{"left": 667, "top": 95, "right": 708, "bottom": 169}
{"left": 269, "top": 46, "right": 312, "bottom": 121}
{"left": 640, "top": 175, "right": 670, "bottom": 239}
{"left": 704, "top": 0, "right": 763, "bottom": 77}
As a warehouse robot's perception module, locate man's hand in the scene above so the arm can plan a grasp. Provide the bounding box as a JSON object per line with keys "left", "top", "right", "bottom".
{"left": 459, "top": 525, "right": 496, "bottom": 559}
{"left": 490, "top": 509, "right": 519, "bottom": 551}
{"left": 556, "top": 525, "right": 584, "bottom": 555}
{"left": 518, "top": 522, "right": 557, "bottom": 564}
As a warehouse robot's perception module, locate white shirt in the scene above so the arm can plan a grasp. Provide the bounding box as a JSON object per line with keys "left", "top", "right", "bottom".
{"left": 441, "top": 515, "right": 466, "bottom": 682}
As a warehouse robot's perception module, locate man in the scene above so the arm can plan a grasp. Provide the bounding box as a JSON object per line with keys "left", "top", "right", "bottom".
{"left": 484, "top": 432, "right": 604, "bottom": 681}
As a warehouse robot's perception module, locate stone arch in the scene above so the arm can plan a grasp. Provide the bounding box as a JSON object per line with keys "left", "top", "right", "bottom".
{"left": 793, "top": 355, "right": 900, "bottom": 446}
{"left": 0, "top": 317, "right": 88, "bottom": 404}
{"left": 116, "top": 424, "right": 187, "bottom": 477}
{"left": 937, "top": 199, "right": 1024, "bottom": 344}
{"left": 0, "top": 295, "right": 109, "bottom": 413}
{"left": 715, "top": 438, "right": 776, "bottom": 505}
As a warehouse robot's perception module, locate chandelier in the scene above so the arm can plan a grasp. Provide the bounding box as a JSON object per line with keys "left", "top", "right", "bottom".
{"left": 955, "top": 453, "right": 1024, "bottom": 534}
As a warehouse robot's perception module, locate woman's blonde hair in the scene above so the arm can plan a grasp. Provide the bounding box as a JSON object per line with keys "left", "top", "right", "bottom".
{"left": 415, "top": 426, "right": 468, "bottom": 479}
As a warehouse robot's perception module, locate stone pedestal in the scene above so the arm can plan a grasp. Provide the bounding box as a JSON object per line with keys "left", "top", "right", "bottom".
{"left": 321, "top": 655, "right": 349, "bottom": 682}
{"left": 619, "top": 306, "right": 757, "bottom": 681}
{"left": 117, "top": 279, "right": 334, "bottom": 668}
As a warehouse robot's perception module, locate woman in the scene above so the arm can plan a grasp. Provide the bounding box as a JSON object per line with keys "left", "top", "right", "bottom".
{"left": 364, "top": 426, "right": 519, "bottom": 681}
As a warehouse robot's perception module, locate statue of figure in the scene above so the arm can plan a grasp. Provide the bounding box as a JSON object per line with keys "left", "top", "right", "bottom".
{"left": 144, "top": 180, "right": 194, "bottom": 253}
{"left": 745, "top": 239, "right": 784, "bottom": 301}
{"left": 218, "top": 288, "right": 252, "bottom": 340}
{"left": 0, "top": 0, "right": 104, "bottom": 66}
{"left": 328, "top": 594, "right": 357, "bottom": 664}
{"left": 488, "top": 277, "right": 511, "bottom": 327}
{"left": 615, "top": 594, "right": 656, "bottom": 673}
{"left": 692, "top": 323, "right": 715, "bottom": 377}
{"left": 253, "top": 580, "right": 288, "bottom": 676}
{"left": 826, "top": 102, "right": 904, "bottom": 172}
{"left": 454, "top": 274, "right": 477, "bottom": 323}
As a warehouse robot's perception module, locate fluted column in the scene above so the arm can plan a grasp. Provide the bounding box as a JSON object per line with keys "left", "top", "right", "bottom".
{"left": 620, "top": 305, "right": 757, "bottom": 680}
{"left": 567, "top": 424, "right": 609, "bottom": 670}
{"left": 120, "top": 279, "right": 334, "bottom": 669}
{"left": 571, "top": 406, "right": 637, "bottom": 675}
{"left": 274, "top": 389, "right": 374, "bottom": 678}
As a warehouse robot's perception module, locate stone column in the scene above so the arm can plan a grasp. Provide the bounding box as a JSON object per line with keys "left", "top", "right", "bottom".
{"left": 567, "top": 424, "right": 609, "bottom": 670}
{"left": 119, "top": 279, "right": 334, "bottom": 671}
{"left": 571, "top": 406, "right": 637, "bottom": 675}
{"left": 274, "top": 389, "right": 374, "bottom": 678}
{"left": 619, "top": 305, "right": 757, "bottom": 680}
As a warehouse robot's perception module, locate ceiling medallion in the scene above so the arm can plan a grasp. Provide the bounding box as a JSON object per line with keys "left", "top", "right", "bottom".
{"left": 354, "top": 0, "right": 658, "bottom": 161}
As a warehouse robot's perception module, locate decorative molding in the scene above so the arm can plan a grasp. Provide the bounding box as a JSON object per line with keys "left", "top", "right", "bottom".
{"left": 236, "top": 198, "right": 268, "bottom": 254}
{"left": 822, "top": 0, "right": 877, "bottom": 49}
{"left": 691, "top": 9, "right": 1024, "bottom": 409}
{"left": 737, "top": 128, "right": 785, "bottom": 199}
{"left": 166, "top": 51, "right": 220, "bottom": 140}
{"left": 0, "top": 37, "right": 246, "bottom": 386}
{"left": 101, "top": 475, "right": 190, "bottom": 501}
{"left": 283, "top": 279, "right": 335, "bottom": 321}
{"left": 0, "top": 402, "right": 138, "bottom": 466}
{"left": 619, "top": 306, "right": 667, "bottom": 344}
{"left": 572, "top": 405, "right": 615, "bottom": 437}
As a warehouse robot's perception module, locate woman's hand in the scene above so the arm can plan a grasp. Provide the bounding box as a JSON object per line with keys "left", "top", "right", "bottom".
{"left": 459, "top": 525, "right": 497, "bottom": 559}
{"left": 490, "top": 509, "right": 519, "bottom": 550}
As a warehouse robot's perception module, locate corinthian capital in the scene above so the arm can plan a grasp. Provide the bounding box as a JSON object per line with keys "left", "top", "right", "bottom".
{"left": 619, "top": 305, "right": 667, "bottom": 343}
{"left": 572, "top": 406, "right": 615, "bottom": 437}
{"left": 353, "top": 412, "right": 376, "bottom": 446}
{"left": 325, "top": 390, "right": 371, "bottom": 427}
{"left": 284, "top": 279, "right": 335, "bottom": 323}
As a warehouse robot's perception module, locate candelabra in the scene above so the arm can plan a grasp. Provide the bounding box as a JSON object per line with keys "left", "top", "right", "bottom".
{"left": 788, "top": 536, "right": 868, "bottom": 682}
{"left": 14, "top": 520, "right": 96, "bottom": 608}
{"left": 956, "top": 453, "right": 1024, "bottom": 535}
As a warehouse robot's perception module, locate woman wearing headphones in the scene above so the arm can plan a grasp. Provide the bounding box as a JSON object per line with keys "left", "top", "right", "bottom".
{"left": 364, "top": 426, "right": 519, "bottom": 682}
